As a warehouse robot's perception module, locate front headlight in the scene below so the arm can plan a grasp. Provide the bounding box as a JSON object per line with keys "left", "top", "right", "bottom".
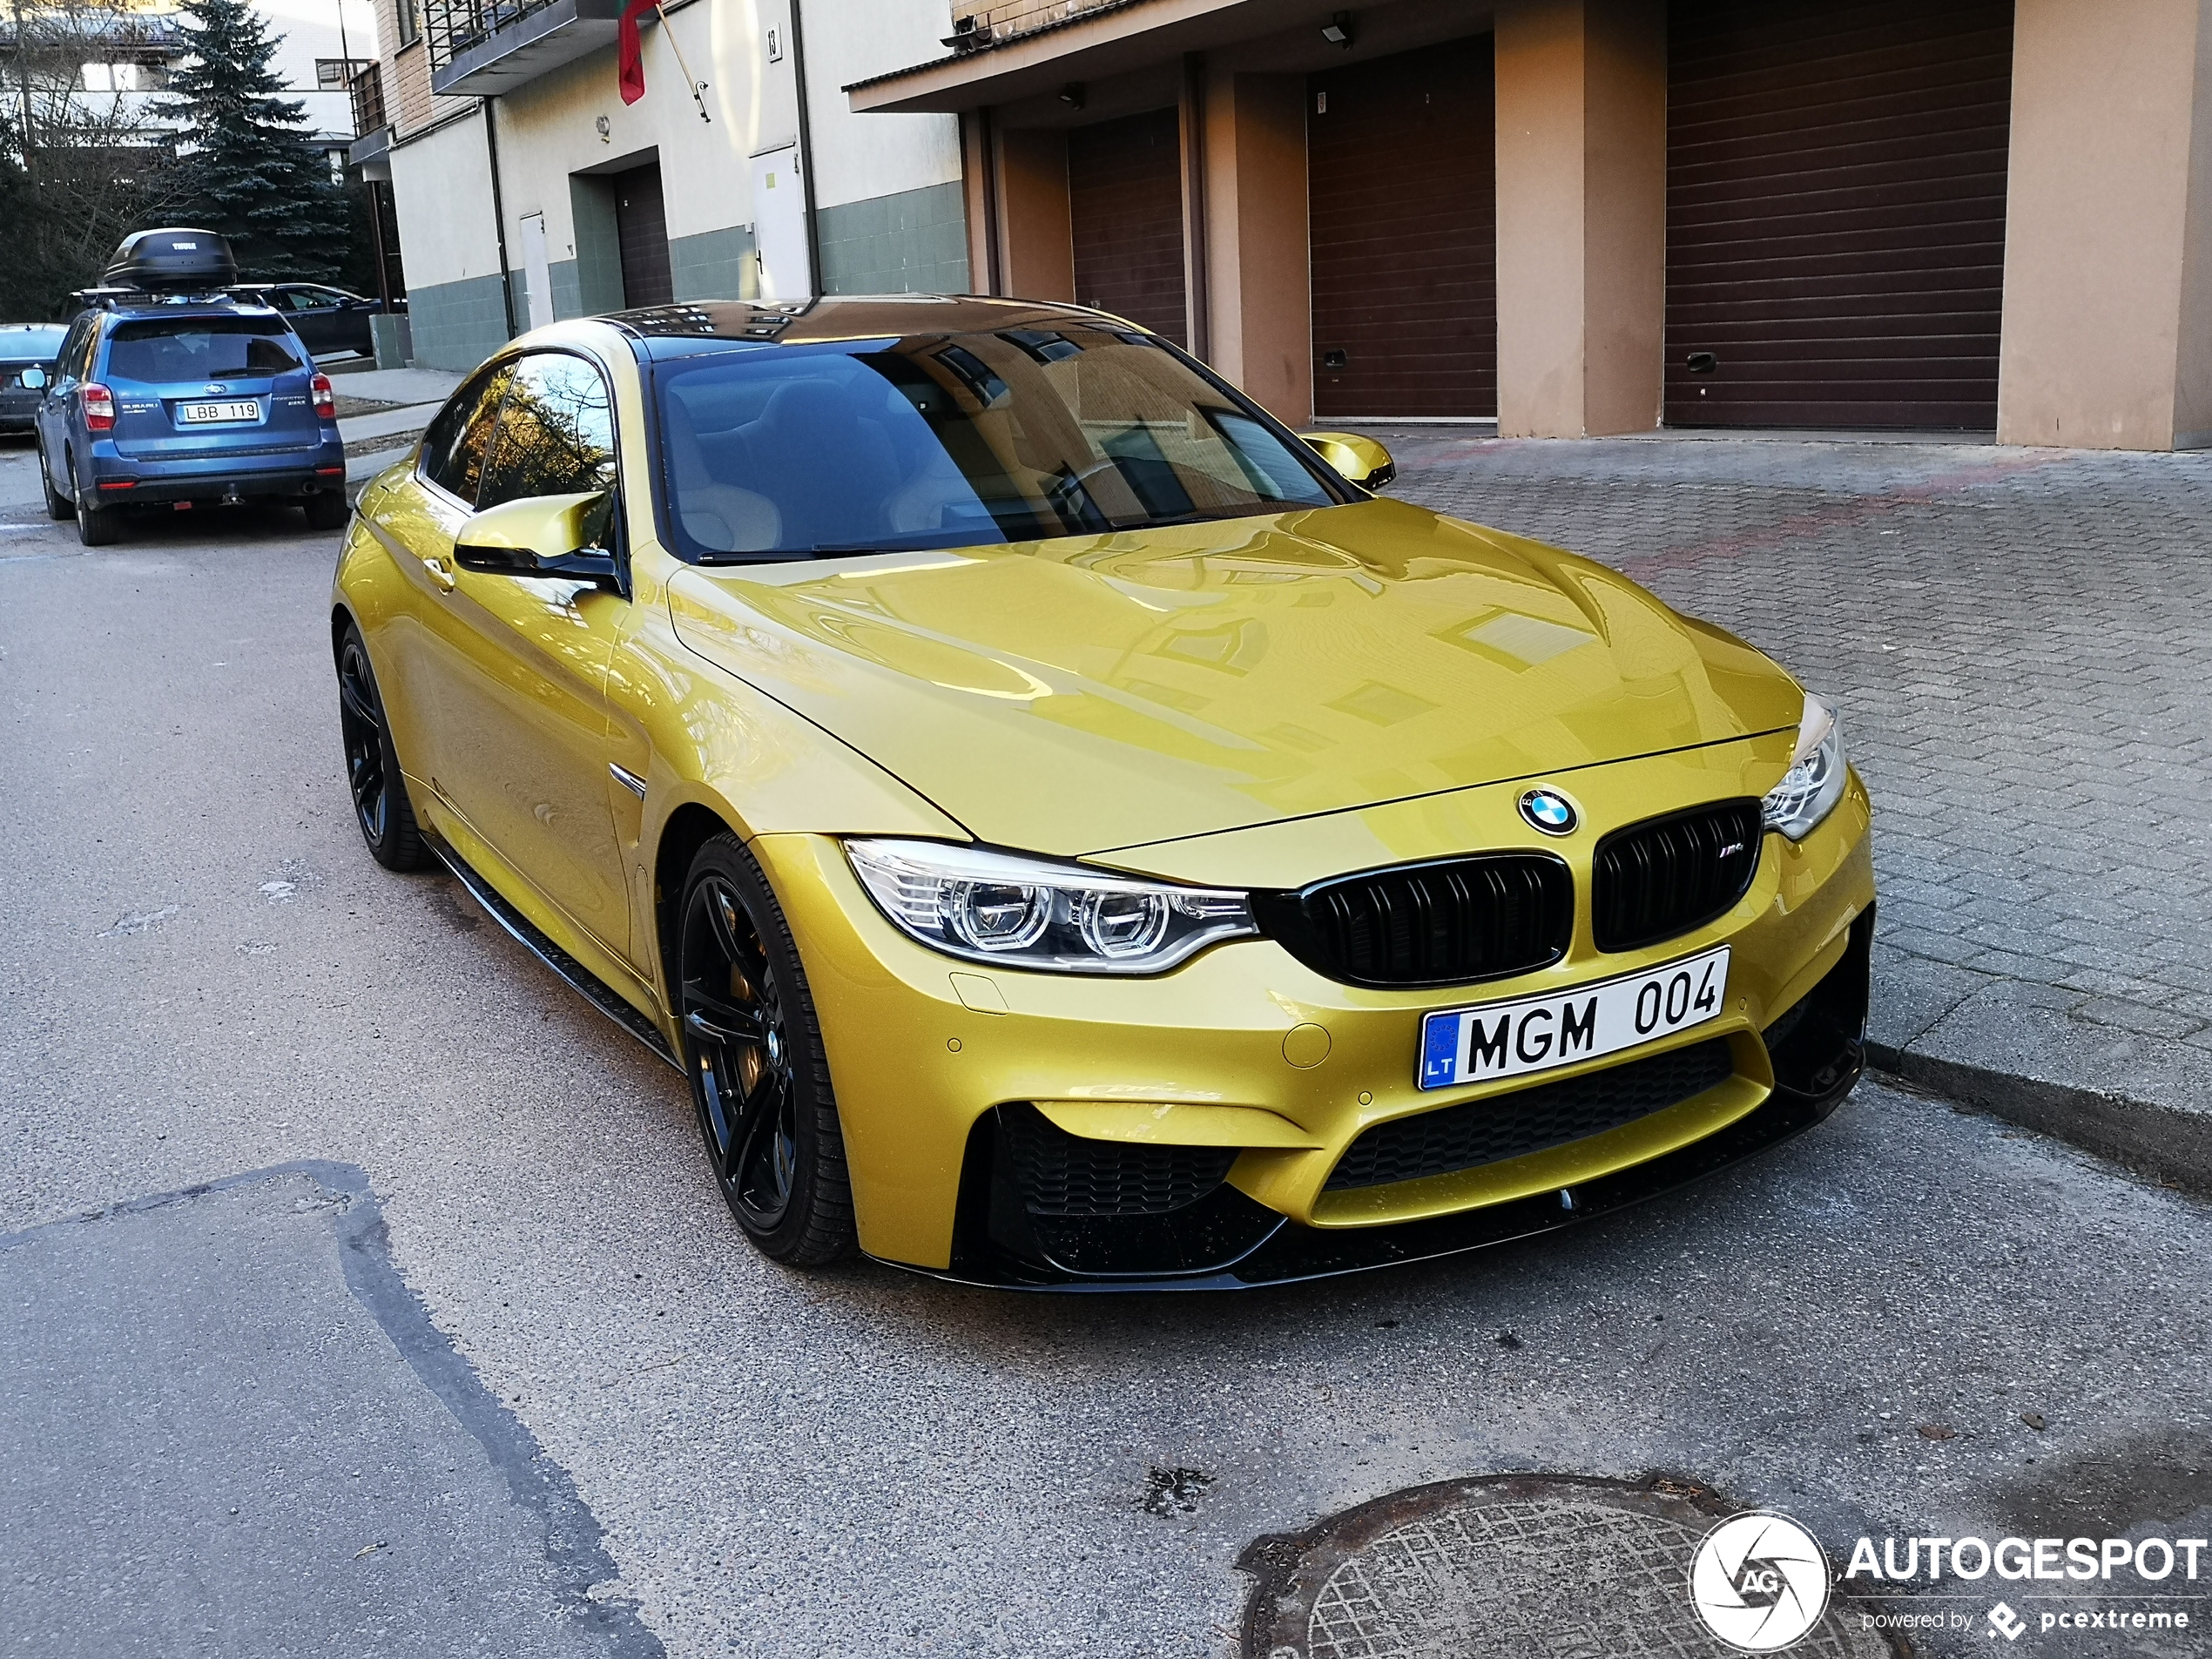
{"left": 1762, "top": 692, "right": 1847, "bottom": 840}
{"left": 843, "top": 839, "right": 1258, "bottom": 974}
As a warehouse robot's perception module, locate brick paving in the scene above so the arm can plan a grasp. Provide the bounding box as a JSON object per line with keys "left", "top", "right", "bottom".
{"left": 1383, "top": 432, "right": 2212, "bottom": 1082}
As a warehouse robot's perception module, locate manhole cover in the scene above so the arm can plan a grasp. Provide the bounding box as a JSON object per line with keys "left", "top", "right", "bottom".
{"left": 1238, "top": 1474, "right": 1902, "bottom": 1659}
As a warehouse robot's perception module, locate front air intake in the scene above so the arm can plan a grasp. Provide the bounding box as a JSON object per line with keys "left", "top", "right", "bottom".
{"left": 1325, "top": 1037, "right": 1737, "bottom": 1190}
{"left": 1257, "top": 853, "right": 1573, "bottom": 988}
{"left": 1000, "top": 1103, "right": 1235, "bottom": 1217}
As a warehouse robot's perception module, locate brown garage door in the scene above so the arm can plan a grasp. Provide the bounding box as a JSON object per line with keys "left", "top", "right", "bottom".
{"left": 1666, "top": 0, "right": 2013, "bottom": 429}
{"left": 1069, "top": 108, "right": 1187, "bottom": 346}
{"left": 1308, "top": 35, "right": 1497, "bottom": 420}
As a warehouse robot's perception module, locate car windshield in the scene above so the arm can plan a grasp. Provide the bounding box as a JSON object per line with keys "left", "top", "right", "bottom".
{"left": 105, "top": 316, "right": 301, "bottom": 385}
{"left": 651, "top": 326, "right": 1345, "bottom": 562}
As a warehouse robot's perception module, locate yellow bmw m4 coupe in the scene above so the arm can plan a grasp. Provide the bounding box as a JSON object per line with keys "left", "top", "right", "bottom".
{"left": 332, "top": 296, "right": 1872, "bottom": 1289}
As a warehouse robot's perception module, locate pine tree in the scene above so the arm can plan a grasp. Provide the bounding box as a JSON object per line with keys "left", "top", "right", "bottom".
{"left": 158, "top": 0, "right": 354, "bottom": 282}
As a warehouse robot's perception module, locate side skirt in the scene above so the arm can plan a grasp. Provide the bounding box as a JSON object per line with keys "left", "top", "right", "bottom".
{"left": 428, "top": 834, "right": 681, "bottom": 1071}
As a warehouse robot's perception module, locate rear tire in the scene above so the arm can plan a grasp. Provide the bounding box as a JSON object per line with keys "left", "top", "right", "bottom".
{"left": 75, "top": 490, "right": 118, "bottom": 547}
{"left": 677, "top": 834, "right": 857, "bottom": 1267}
{"left": 305, "top": 490, "right": 349, "bottom": 532}
{"left": 335, "top": 622, "right": 429, "bottom": 872}
{"left": 38, "top": 444, "right": 71, "bottom": 520}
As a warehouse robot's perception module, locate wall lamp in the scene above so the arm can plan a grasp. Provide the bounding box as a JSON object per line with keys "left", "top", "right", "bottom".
{"left": 1321, "top": 11, "right": 1353, "bottom": 47}
{"left": 1058, "top": 82, "right": 1085, "bottom": 108}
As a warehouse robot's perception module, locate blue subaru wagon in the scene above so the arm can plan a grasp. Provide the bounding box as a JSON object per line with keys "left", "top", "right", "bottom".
{"left": 33, "top": 296, "right": 347, "bottom": 546}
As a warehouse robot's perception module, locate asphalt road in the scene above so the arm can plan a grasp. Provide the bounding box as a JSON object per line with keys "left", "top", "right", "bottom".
{"left": 3, "top": 473, "right": 2209, "bottom": 1657}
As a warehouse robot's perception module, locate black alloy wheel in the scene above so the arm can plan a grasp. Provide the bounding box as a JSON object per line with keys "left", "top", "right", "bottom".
{"left": 335, "top": 622, "right": 429, "bottom": 871}
{"left": 677, "top": 834, "right": 855, "bottom": 1265}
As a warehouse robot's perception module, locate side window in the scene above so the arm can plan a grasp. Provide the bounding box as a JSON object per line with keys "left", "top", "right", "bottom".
{"left": 419, "top": 362, "right": 512, "bottom": 507}
{"left": 57, "top": 320, "right": 91, "bottom": 382}
{"left": 475, "top": 353, "right": 617, "bottom": 513}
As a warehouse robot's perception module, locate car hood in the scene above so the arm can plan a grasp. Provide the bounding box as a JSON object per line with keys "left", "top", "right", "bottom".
{"left": 665, "top": 497, "right": 1802, "bottom": 858}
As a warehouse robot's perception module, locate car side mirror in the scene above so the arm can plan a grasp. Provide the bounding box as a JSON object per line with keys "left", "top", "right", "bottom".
{"left": 454, "top": 490, "right": 619, "bottom": 584}
{"left": 20, "top": 366, "right": 47, "bottom": 391}
{"left": 1299, "top": 430, "right": 1396, "bottom": 490}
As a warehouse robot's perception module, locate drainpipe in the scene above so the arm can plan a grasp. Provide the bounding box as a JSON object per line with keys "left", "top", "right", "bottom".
{"left": 1180, "top": 51, "right": 1211, "bottom": 362}
{"left": 974, "top": 105, "right": 1001, "bottom": 295}
{"left": 482, "top": 97, "right": 518, "bottom": 337}
{"left": 786, "top": 0, "right": 822, "bottom": 295}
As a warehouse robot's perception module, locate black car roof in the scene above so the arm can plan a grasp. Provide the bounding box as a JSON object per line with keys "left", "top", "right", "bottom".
{"left": 605, "top": 293, "right": 1135, "bottom": 357}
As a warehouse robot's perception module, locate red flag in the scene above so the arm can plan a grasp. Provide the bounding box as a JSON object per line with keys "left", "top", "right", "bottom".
{"left": 617, "top": 0, "right": 657, "bottom": 105}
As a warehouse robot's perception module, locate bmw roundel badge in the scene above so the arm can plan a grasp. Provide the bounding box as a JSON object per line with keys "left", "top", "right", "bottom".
{"left": 1518, "top": 787, "right": 1578, "bottom": 836}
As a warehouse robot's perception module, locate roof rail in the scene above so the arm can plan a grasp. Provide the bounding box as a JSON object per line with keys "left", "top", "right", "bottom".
{"left": 71, "top": 286, "right": 270, "bottom": 311}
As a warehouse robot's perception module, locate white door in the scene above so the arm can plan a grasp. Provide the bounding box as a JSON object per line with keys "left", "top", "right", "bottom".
{"left": 520, "top": 212, "right": 555, "bottom": 331}
{"left": 748, "top": 146, "right": 812, "bottom": 300}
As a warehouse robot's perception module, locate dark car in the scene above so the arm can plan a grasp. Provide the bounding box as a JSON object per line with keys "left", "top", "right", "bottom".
{"left": 33, "top": 296, "right": 348, "bottom": 545}
{"left": 232, "top": 283, "right": 402, "bottom": 358}
{"left": 0, "top": 324, "right": 67, "bottom": 434}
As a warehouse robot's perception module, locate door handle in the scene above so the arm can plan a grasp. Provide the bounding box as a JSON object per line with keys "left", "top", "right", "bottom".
{"left": 422, "top": 554, "right": 455, "bottom": 592}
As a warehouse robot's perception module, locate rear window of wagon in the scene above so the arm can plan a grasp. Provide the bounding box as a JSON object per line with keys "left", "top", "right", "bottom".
{"left": 105, "top": 317, "right": 302, "bottom": 385}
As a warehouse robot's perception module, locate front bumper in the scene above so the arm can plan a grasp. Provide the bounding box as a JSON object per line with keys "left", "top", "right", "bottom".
{"left": 750, "top": 745, "right": 1876, "bottom": 1287}
{"left": 910, "top": 954, "right": 1864, "bottom": 1291}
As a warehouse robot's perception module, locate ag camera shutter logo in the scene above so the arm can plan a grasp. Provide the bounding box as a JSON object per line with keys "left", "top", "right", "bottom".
{"left": 1688, "top": 1510, "right": 1831, "bottom": 1651}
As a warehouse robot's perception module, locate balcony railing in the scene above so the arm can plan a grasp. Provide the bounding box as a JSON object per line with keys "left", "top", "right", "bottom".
{"left": 347, "top": 62, "right": 387, "bottom": 137}
{"left": 424, "top": 0, "right": 545, "bottom": 70}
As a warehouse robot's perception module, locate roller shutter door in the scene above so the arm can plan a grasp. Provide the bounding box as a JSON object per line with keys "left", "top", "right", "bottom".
{"left": 1069, "top": 108, "right": 1188, "bottom": 346}
{"left": 1308, "top": 35, "right": 1496, "bottom": 420}
{"left": 1665, "top": 0, "right": 2013, "bottom": 429}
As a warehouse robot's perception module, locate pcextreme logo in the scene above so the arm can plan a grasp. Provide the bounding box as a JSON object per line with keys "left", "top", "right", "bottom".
{"left": 1688, "top": 1510, "right": 1831, "bottom": 1652}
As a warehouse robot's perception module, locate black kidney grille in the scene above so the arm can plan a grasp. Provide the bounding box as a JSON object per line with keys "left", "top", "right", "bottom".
{"left": 1325, "top": 1037, "right": 1737, "bottom": 1190}
{"left": 1258, "top": 853, "right": 1573, "bottom": 988}
{"left": 1592, "top": 799, "right": 1764, "bottom": 954}
{"left": 1001, "top": 1103, "right": 1237, "bottom": 1217}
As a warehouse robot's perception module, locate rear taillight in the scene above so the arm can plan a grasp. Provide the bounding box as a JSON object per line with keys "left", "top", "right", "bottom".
{"left": 84, "top": 382, "right": 116, "bottom": 431}
{"left": 311, "top": 373, "right": 335, "bottom": 421}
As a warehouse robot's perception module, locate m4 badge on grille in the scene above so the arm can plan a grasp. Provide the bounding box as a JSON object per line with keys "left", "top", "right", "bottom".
{"left": 1418, "top": 945, "right": 1730, "bottom": 1090}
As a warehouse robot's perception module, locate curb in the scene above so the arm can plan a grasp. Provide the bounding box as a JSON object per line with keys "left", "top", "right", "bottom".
{"left": 1868, "top": 1042, "right": 2212, "bottom": 1198}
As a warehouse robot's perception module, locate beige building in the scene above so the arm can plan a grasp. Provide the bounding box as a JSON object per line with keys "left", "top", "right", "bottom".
{"left": 352, "top": 0, "right": 966, "bottom": 368}
{"left": 849, "top": 0, "right": 2212, "bottom": 450}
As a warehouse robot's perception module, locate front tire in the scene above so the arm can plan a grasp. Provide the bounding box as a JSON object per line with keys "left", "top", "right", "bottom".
{"left": 335, "top": 622, "right": 429, "bottom": 871}
{"left": 677, "top": 834, "right": 856, "bottom": 1266}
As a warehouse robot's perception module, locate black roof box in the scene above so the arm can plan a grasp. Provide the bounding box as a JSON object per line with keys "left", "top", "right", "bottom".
{"left": 103, "top": 227, "right": 239, "bottom": 292}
